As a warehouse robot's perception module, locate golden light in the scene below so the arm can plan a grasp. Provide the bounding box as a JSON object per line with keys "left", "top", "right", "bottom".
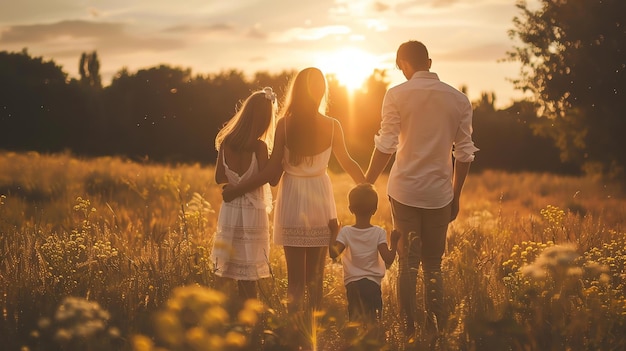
{"left": 315, "top": 47, "right": 378, "bottom": 92}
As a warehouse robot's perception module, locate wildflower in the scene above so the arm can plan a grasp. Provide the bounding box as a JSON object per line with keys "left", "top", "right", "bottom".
{"left": 225, "top": 330, "right": 247, "bottom": 348}
{"left": 132, "top": 335, "right": 154, "bottom": 351}
{"left": 238, "top": 307, "right": 258, "bottom": 326}
{"left": 53, "top": 297, "right": 110, "bottom": 341}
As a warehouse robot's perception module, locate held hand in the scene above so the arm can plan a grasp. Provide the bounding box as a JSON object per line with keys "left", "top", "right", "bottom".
{"left": 390, "top": 229, "right": 401, "bottom": 245}
{"left": 222, "top": 184, "right": 238, "bottom": 203}
{"left": 450, "top": 198, "right": 460, "bottom": 222}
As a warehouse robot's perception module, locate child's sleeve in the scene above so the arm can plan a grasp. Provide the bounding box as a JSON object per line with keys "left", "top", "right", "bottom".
{"left": 378, "top": 227, "right": 387, "bottom": 245}
{"left": 336, "top": 227, "right": 348, "bottom": 245}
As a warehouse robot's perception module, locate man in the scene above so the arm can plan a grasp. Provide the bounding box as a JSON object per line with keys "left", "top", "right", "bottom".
{"left": 365, "top": 40, "right": 478, "bottom": 339}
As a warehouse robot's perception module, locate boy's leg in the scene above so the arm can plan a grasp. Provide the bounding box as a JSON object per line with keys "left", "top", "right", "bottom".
{"left": 345, "top": 281, "right": 362, "bottom": 322}
{"left": 358, "top": 279, "right": 383, "bottom": 324}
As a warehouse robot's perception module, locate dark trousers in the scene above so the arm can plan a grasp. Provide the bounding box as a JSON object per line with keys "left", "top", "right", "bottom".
{"left": 346, "top": 278, "right": 383, "bottom": 323}
{"left": 390, "top": 197, "right": 450, "bottom": 332}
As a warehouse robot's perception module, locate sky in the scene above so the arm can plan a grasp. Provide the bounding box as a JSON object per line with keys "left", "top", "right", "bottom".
{"left": 0, "top": 0, "right": 532, "bottom": 108}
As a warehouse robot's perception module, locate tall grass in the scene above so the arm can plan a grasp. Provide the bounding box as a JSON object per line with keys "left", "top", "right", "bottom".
{"left": 0, "top": 151, "right": 625, "bottom": 350}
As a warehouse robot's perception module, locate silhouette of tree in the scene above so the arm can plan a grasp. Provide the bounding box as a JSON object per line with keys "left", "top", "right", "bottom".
{"left": 0, "top": 49, "right": 77, "bottom": 152}
{"left": 79, "top": 51, "right": 102, "bottom": 89}
{"left": 471, "top": 95, "right": 576, "bottom": 174}
{"left": 507, "top": 0, "right": 626, "bottom": 180}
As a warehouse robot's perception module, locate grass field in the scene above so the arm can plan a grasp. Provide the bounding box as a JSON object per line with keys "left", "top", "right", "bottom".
{"left": 1, "top": 151, "right": 625, "bottom": 350}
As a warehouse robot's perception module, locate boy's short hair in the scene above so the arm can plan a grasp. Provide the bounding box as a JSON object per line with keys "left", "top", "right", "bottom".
{"left": 348, "top": 183, "right": 378, "bottom": 214}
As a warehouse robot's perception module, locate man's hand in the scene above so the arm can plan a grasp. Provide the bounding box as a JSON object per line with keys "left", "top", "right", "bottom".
{"left": 450, "top": 197, "right": 460, "bottom": 222}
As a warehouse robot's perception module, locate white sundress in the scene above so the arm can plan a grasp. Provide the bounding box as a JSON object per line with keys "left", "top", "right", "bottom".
{"left": 273, "top": 124, "right": 337, "bottom": 247}
{"left": 211, "top": 152, "right": 273, "bottom": 280}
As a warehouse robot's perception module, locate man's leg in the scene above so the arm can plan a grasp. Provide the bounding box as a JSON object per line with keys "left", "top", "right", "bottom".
{"left": 390, "top": 198, "right": 421, "bottom": 336}
{"left": 420, "top": 203, "right": 451, "bottom": 333}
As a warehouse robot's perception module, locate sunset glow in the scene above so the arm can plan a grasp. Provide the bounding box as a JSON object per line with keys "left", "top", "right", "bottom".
{"left": 0, "top": 1, "right": 527, "bottom": 107}
{"left": 315, "top": 47, "right": 380, "bottom": 92}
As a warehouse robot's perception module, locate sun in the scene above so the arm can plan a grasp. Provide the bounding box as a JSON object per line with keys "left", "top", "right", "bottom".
{"left": 315, "top": 47, "right": 378, "bottom": 92}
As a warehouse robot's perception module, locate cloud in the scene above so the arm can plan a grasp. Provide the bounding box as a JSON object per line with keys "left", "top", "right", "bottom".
{"left": 431, "top": 0, "right": 461, "bottom": 7}
{"left": 439, "top": 43, "right": 509, "bottom": 62}
{"left": 246, "top": 26, "right": 267, "bottom": 40}
{"left": 373, "top": 2, "right": 391, "bottom": 12}
{"left": 0, "top": 20, "right": 183, "bottom": 56}
{"left": 1, "top": 20, "right": 122, "bottom": 43}
{"left": 164, "top": 23, "right": 235, "bottom": 34}
{"left": 271, "top": 25, "right": 351, "bottom": 43}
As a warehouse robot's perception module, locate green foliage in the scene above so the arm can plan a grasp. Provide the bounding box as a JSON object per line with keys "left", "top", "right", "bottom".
{"left": 507, "top": 0, "right": 626, "bottom": 180}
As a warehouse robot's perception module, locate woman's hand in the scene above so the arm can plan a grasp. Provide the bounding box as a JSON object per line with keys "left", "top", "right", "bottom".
{"left": 222, "top": 184, "right": 239, "bottom": 202}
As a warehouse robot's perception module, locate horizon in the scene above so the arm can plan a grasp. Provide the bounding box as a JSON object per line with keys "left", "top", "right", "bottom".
{"left": 1, "top": 0, "right": 536, "bottom": 108}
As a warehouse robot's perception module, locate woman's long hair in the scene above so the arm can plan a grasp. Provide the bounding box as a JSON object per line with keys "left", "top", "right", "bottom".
{"left": 279, "top": 67, "right": 328, "bottom": 165}
{"left": 215, "top": 89, "right": 276, "bottom": 153}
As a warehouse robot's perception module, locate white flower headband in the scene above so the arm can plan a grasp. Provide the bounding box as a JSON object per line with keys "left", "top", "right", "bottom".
{"left": 263, "top": 87, "right": 277, "bottom": 103}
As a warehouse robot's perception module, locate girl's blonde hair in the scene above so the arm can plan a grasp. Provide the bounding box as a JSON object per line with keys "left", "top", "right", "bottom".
{"left": 215, "top": 88, "right": 277, "bottom": 153}
{"left": 279, "top": 67, "right": 328, "bottom": 165}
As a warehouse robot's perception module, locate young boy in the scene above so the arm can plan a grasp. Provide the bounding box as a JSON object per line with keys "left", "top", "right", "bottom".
{"left": 329, "top": 183, "right": 400, "bottom": 324}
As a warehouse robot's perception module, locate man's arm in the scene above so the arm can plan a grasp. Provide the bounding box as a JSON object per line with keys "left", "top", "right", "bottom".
{"left": 450, "top": 160, "right": 471, "bottom": 222}
{"left": 365, "top": 148, "right": 393, "bottom": 184}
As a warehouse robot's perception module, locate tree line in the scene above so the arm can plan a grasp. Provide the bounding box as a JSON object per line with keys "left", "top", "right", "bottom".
{"left": 2, "top": 0, "right": 625, "bottom": 179}
{"left": 0, "top": 48, "right": 576, "bottom": 174}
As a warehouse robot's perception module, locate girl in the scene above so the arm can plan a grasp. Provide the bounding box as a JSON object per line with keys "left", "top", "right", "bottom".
{"left": 211, "top": 87, "right": 278, "bottom": 301}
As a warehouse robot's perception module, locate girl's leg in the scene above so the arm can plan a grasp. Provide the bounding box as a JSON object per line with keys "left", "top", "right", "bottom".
{"left": 284, "top": 246, "right": 306, "bottom": 314}
{"left": 305, "top": 246, "right": 327, "bottom": 312}
{"left": 238, "top": 280, "right": 257, "bottom": 301}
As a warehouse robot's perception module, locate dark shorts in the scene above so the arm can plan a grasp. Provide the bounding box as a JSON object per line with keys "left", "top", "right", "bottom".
{"left": 346, "top": 278, "right": 383, "bottom": 322}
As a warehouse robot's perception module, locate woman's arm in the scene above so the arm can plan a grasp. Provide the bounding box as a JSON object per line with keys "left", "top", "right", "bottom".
{"left": 215, "top": 146, "right": 228, "bottom": 185}
{"left": 256, "top": 139, "right": 282, "bottom": 187}
{"left": 331, "top": 119, "right": 366, "bottom": 184}
{"left": 329, "top": 222, "right": 345, "bottom": 261}
{"left": 223, "top": 119, "right": 285, "bottom": 202}
{"left": 255, "top": 139, "right": 269, "bottom": 170}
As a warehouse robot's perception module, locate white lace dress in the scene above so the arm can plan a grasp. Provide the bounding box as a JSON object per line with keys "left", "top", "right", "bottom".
{"left": 273, "top": 145, "right": 337, "bottom": 247}
{"left": 211, "top": 152, "right": 272, "bottom": 280}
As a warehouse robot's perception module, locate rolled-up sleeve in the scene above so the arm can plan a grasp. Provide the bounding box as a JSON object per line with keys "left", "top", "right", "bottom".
{"left": 453, "top": 101, "right": 479, "bottom": 162}
{"left": 374, "top": 90, "right": 401, "bottom": 154}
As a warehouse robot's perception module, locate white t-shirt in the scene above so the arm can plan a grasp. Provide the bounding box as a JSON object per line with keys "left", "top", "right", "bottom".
{"left": 335, "top": 225, "right": 387, "bottom": 286}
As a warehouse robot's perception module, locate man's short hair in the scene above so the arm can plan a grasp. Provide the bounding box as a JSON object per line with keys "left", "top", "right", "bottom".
{"left": 396, "top": 40, "right": 429, "bottom": 69}
{"left": 349, "top": 183, "right": 378, "bottom": 214}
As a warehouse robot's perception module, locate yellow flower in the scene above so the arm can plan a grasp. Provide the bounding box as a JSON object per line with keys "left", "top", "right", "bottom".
{"left": 155, "top": 311, "right": 184, "bottom": 346}
{"left": 225, "top": 331, "right": 247, "bottom": 348}
{"left": 238, "top": 307, "right": 258, "bottom": 326}
{"left": 201, "top": 306, "right": 229, "bottom": 329}
{"left": 132, "top": 335, "right": 154, "bottom": 351}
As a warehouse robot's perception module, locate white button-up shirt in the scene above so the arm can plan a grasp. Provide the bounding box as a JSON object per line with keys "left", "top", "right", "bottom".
{"left": 374, "top": 71, "right": 479, "bottom": 209}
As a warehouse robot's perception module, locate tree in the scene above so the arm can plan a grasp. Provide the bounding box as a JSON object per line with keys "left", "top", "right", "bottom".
{"left": 507, "top": 0, "right": 626, "bottom": 180}
{"left": 79, "top": 51, "right": 102, "bottom": 89}
{"left": 0, "top": 49, "right": 77, "bottom": 152}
